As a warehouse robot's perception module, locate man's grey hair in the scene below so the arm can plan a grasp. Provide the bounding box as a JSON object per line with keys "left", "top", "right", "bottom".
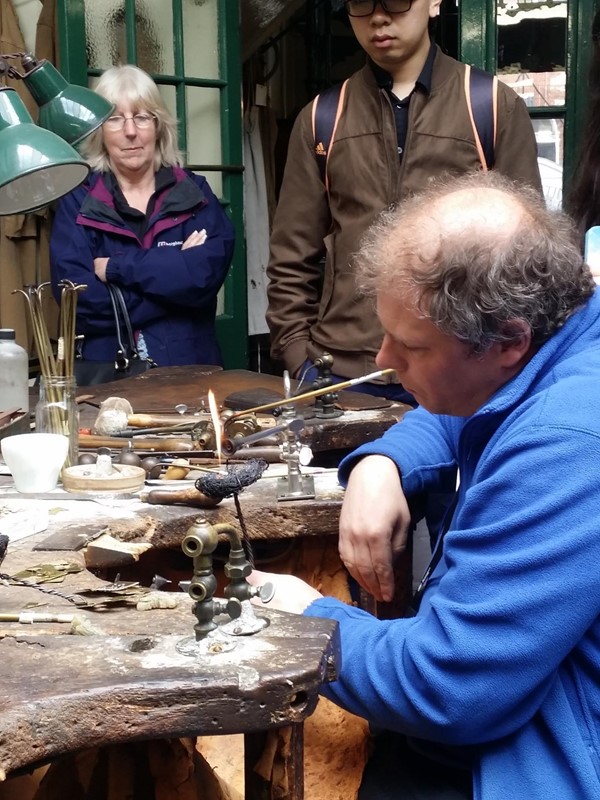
{"left": 355, "top": 172, "right": 595, "bottom": 354}
{"left": 80, "top": 64, "right": 183, "bottom": 173}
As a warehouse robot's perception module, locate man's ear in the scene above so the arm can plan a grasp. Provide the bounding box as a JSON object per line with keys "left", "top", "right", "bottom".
{"left": 429, "top": 0, "right": 443, "bottom": 17}
{"left": 498, "top": 319, "right": 533, "bottom": 367}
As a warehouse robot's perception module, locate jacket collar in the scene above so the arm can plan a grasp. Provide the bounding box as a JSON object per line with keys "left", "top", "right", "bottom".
{"left": 79, "top": 167, "right": 206, "bottom": 228}
{"left": 106, "top": 165, "right": 176, "bottom": 219}
{"left": 468, "top": 287, "right": 600, "bottom": 425}
{"left": 369, "top": 39, "right": 436, "bottom": 95}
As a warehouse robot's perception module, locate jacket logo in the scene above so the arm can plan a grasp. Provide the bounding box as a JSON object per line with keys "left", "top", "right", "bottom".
{"left": 315, "top": 141, "right": 327, "bottom": 157}
{"left": 158, "top": 240, "right": 184, "bottom": 247}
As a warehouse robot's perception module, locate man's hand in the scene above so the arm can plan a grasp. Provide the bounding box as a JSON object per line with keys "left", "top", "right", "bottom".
{"left": 339, "top": 455, "right": 411, "bottom": 603}
{"left": 247, "top": 570, "right": 322, "bottom": 614}
{"left": 181, "top": 229, "right": 207, "bottom": 250}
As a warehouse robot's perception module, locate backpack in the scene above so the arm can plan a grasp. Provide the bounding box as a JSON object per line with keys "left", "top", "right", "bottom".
{"left": 312, "top": 64, "right": 499, "bottom": 193}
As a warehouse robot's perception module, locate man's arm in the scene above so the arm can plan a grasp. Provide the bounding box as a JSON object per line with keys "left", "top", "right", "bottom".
{"left": 266, "top": 104, "right": 335, "bottom": 377}
{"left": 269, "top": 424, "right": 600, "bottom": 746}
{"left": 338, "top": 455, "right": 412, "bottom": 602}
{"left": 337, "top": 409, "right": 459, "bottom": 600}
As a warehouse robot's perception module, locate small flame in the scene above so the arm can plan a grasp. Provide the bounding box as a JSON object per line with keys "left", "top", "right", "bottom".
{"left": 207, "top": 389, "right": 222, "bottom": 462}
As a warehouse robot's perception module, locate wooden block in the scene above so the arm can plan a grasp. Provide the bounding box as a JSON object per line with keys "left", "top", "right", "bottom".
{"left": 84, "top": 534, "right": 153, "bottom": 570}
{"left": 224, "top": 387, "right": 284, "bottom": 411}
{"left": 33, "top": 525, "right": 108, "bottom": 552}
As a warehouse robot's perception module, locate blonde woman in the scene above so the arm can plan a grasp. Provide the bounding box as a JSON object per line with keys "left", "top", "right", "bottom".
{"left": 50, "top": 65, "right": 234, "bottom": 381}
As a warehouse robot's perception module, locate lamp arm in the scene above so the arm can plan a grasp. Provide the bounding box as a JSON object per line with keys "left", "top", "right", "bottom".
{"left": 0, "top": 51, "right": 30, "bottom": 80}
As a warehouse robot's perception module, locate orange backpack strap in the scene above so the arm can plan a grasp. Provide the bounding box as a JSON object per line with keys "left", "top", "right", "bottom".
{"left": 464, "top": 64, "right": 498, "bottom": 172}
{"left": 312, "top": 78, "right": 349, "bottom": 194}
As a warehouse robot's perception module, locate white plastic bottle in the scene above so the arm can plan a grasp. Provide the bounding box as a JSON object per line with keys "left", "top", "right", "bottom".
{"left": 0, "top": 329, "right": 29, "bottom": 413}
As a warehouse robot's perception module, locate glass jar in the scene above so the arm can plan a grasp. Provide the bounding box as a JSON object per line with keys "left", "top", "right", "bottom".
{"left": 35, "top": 376, "right": 78, "bottom": 469}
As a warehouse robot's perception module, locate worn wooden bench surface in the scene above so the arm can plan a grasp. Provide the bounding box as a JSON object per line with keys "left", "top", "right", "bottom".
{"left": 77, "top": 365, "right": 390, "bottom": 413}
{"left": 0, "top": 535, "right": 340, "bottom": 798}
{"left": 76, "top": 366, "right": 409, "bottom": 454}
{"left": 0, "top": 470, "right": 344, "bottom": 570}
{"left": 0, "top": 466, "right": 410, "bottom": 617}
{"left": 0, "top": 368, "right": 410, "bottom": 796}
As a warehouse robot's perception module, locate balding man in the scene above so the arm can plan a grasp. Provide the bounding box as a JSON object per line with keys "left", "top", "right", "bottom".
{"left": 250, "top": 172, "right": 600, "bottom": 799}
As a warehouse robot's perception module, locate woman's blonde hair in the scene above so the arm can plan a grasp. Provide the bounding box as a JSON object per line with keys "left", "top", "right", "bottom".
{"left": 80, "top": 64, "right": 183, "bottom": 172}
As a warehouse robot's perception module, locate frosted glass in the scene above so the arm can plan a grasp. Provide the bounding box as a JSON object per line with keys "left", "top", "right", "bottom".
{"left": 85, "top": 0, "right": 126, "bottom": 70}
{"left": 198, "top": 170, "right": 223, "bottom": 199}
{"left": 182, "top": 0, "right": 220, "bottom": 79}
{"left": 157, "top": 84, "right": 177, "bottom": 125}
{"left": 186, "top": 87, "right": 222, "bottom": 168}
{"left": 84, "top": 0, "right": 174, "bottom": 74}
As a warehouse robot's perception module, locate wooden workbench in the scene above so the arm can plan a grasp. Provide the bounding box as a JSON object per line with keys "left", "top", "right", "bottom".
{"left": 76, "top": 366, "right": 409, "bottom": 455}
{"left": 0, "top": 466, "right": 411, "bottom": 622}
{"left": 0, "top": 368, "right": 410, "bottom": 797}
{"left": 0, "top": 532, "right": 340, "bottom": 799}
{"left": 0, "top": 469, "right": 344, "bottom": 567}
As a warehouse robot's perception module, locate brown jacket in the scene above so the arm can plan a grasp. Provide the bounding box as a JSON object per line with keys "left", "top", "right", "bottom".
{"left": 266, "top": 47, "right": 542, "bottom": 381}
{"left": 0, "top": 0, "right": 57, "bottom": 352}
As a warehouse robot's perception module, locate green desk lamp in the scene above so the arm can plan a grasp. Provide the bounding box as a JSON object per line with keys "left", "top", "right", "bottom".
{"left": 19, "top": 53, "right": 113, "bottom": 146}
{"left": 0, "top": 52, "right": 114, "bottom": 215}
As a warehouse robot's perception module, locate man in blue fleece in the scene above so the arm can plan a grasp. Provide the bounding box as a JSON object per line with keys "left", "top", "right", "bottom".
{"left": 249, "top": 171, "right": 600, "bottom": 799}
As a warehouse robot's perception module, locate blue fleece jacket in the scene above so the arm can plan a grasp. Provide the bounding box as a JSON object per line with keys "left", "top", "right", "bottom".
{"left": 305, "top": 287, "right": 600, "bottom": 799}
{"left": 50, "top": 168, "right": 235, "bottom": 366}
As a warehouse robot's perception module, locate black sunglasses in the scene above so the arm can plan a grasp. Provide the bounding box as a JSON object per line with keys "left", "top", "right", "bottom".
{"left": 344, "top": 0, "right": 413, "bottom": 17}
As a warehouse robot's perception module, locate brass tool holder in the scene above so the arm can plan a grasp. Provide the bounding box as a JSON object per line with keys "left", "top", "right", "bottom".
{"left": 276, "top": 406, "right": 315, "bottom": 502}
{"left": 176, "top": 518, "right": 274, "bottom": 654}
{"left": 311, "top": 354, "right": 343, "bottom": 419}
{"left": 220, "top": 412, "right": 314, "bottom": 502}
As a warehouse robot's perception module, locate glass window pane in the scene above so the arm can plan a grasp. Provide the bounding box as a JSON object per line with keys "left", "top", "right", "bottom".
{"left": 534, "top": 117, "right": 564, "bottom": 210}
{"left": 134, "top": 0, "right": 175, "bottom": 74}
{"left": 497, "top": 2, "right": 566, "bottom": 209}
{"left": 84, "top": 0, "right": 126, "bottom": 70}
{"left": 497, "top": 0, "right": 567, "bottom": 106}
{"left": 84, "top": 0, "right": 174, "bottom": 74}
{"left": 157, "top": 84, "right": 177, "bottom": 126}
{"left": 186, "top": 86, "right": 222, "bottom": 167}
{"left": 182, "top": 0, "right": 220, "bottom": 79}
{"left": 194, "top": 169, "right": 223, "bottom": 199}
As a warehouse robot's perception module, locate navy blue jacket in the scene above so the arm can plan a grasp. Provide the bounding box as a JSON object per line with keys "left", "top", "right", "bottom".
{"left": 50, "top": 167, "right": 235, "bottom": 366}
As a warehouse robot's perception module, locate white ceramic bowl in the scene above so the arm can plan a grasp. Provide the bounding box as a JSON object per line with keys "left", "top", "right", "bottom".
{"left": 1, "top": 433, "right": 69, "bottom": 493}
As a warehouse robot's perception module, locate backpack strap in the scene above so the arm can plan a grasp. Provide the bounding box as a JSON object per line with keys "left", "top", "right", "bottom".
{"left": 311, "top": 79, "right": 349, "bottom": 194}
{"left": 464, "top": 64, "right": 498, "bottom": 172}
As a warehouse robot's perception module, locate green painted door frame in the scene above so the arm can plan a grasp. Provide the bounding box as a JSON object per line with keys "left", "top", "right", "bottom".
{"left": 458, "top": 0, "right": 599, "bottom": 196}
{"left": 56, "top": 0, "right": 248, "bottom": 369}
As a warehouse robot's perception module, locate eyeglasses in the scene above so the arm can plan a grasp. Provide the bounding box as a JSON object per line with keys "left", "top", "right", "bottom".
{"left": 103, "top": 113, "right": 156, "bottom": 131}
{"left": 344, "top": 0, "right": 413, "bottom": 16}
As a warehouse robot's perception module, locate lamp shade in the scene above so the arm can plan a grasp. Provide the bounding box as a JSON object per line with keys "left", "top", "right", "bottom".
{"left": 22, "top": 58, "right": 114, "bottom": 146}
{"left": 0, "top": 88, "right": 90, "bottom": 215}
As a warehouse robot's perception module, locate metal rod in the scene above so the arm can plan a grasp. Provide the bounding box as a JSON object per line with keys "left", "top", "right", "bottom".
{"left": 225, "top": 368, "right": 396, "bottom": 423}
{"left": 222, "top": 417, "right": 304, "bottom": 455}
{"left": 0, "top": 612, "right": 76, "bottom": 624}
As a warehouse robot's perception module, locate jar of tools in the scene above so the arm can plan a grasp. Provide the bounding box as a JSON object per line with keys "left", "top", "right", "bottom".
{"left": 35, "top": 375, "right": 79, "bottom": 469}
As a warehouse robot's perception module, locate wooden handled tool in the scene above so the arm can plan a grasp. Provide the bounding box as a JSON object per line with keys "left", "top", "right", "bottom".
{"left": 79, "top": 433, "right": 194, "bottom": 452}
{"left": 140, "top": 487, "right": 221, "bottom": 507}
{"left": 127, "top": 413, "right": 196, "bottom": 428}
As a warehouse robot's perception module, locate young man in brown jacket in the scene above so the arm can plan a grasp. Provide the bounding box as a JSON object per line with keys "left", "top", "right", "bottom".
{"left": 266, "top": 0, "right": 542, "bottom": 402}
